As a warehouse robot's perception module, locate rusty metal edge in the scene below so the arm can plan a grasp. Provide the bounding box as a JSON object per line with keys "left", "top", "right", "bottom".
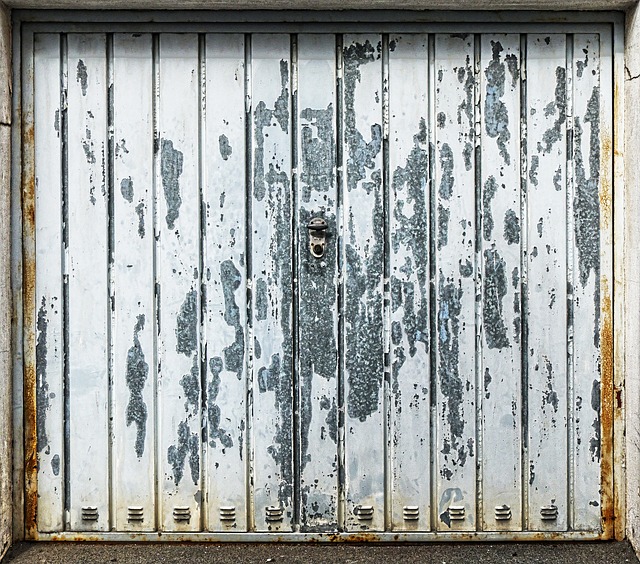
{"left": 19, "top": 23, "right": 37, "bottom": 542}
{"left": 30, "top": 531, "right": 605, "bottom": 542}
{"left": 612, "top": 14, "right": 626, "bottom": 543}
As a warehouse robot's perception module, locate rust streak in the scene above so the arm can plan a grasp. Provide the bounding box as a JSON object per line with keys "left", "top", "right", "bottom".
{"left": 599, "top": 132, "right": 612, "bottom": 232}
{"left": 599, "top": 276, "right": 614, "bottom": 540}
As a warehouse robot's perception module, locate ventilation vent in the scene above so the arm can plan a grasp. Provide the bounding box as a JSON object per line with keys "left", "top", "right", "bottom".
{"left": 127, "top": 506, "right": 144, "bottom": 522}
{"left": 265, "top": 506, "right": 284, "bottom": 522}
{"left": 173, "top": 506, "right": 191, "bottom": 522}
{"left": 448, "top": 505, "right": 466, "bottom": 520}
{"left": 81, "top": 506, "right": 99, "bottom": 521}
{"left": 220, "top": 506, "right": 236, "bottom": 522}
{"left": 355, "top": 505, "right": 375, "bottom": 521}
{"left": 540, "top": 505, "right": 558, "bottom": 521}
{"left": 403, "top": 506, "right": 420, "bottom": 521}
{"left": 494, "top": 505, "right": 512, "bottom": 521}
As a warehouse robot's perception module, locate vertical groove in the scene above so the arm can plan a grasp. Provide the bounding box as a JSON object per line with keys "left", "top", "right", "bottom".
{"left": 244, "top": 33, "right": 254, "bottom": 533}
{"left": 519, "top": 32, "right": 530, "bottom": 532}
{"left": 290, "top": 32, "right": 300, "bottom": 532}
{"left": 61, "top": 31, "right": 70, "bottom": 531}
{"left": 473, "top": 33, "right": 483, "bottom": 532}
{"left": 335, "top": 32, "right": 345, "bottom": 533}
{"left": 427, "top": 32, "right": 437, "bottom": 533}
{"left": 565, "top": 33, "right": 576, "bottom": 532}
{"left": 151, "top": 32, "right": 160, "bottom": 532}
{"left": 198, "top": 32, "right": 207, "bottom": 533}
{"left": 106, "top": 31, "right": 115, "bottom": 532}
{"left": 381, "top": 33, "right": 391, "bottom": 533}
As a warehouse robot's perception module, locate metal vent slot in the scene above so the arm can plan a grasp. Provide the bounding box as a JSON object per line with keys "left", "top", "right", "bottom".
{"left": 494, "top": 505, "right": 512, "bottom": 521}
{"left": 265, "top": 506, "right": 284, "bottom": 522}
{"left": 81, "top": 506, "right": 99, "bottom": 521}
{"left": 173, "top": 506, "right": 191, "bottom": 522}
{"left": 219, "top": 506, "right": 236, "bottom": 522}
{"left": 127, "top": 506, "right": 144, "bottom": 522}
{"left": 403, "top": 506, "right": 420, "bottom": 521}
{"left": 354, "top": 505, "right": 375, "bottom": 520}
{"left": 540, "top": 505, "right": 558, "bottom": 520}
{"left": 448, "top": 505, "right": 466, "bottom": 520}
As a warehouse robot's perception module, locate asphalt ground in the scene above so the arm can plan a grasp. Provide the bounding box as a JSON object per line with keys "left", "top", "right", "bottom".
{"left": 3, "top": 541, "right": 640, "bottom": 564}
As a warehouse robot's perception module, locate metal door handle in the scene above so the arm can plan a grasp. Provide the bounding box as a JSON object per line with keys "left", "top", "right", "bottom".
{"left": 307, "top": 217, "right": 328, "bottom": 259}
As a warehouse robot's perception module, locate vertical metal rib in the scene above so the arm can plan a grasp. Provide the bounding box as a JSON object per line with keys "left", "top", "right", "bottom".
{"left": 60, "top": 31, "right": 71, "bottom": 531}
{"left": 565, "top": 33, "right": 576, "bottom": 532}
{"left": 290, "top": 32, "right": 300, "bottom": 532}
{"left": 335, "top": 32, "right": 345, "bottom": 533}
{"left": 427, "top": 32, "right": 437, "bottom": 532}
{"left": 243, "top": 33, "right": 254, "bottom": 533}
{"left": 519, "top": 32, "right": 530, "bottom": 532}
{"left": 197, "top": 32, "right": 207, "bottom": 533}
{"left": 151, "top": 32, "right": 160, "bottom": 532}
{"left": 473, "top": 32, "right": 483, "bottom": 532}
{"left": 105, "top": 31, "right": 115, "bottom": 532}
{"left": 381, "top": 32, "right": 391, "bottom": 533}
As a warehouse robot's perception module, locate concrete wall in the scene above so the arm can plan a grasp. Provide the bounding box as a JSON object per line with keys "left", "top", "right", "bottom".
{"left": 0, "top": 1, "right": 11, "bottom": 560}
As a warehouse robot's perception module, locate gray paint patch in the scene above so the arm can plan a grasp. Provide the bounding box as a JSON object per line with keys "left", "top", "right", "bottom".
{"left": 135, "top": 202, "right": 145, "bottom": 238}
{"left": 218, "top": 134, "right": 233, "bottom": 161}
{"left": 36, "top": 296, "right": 50, "bottom": 452}
{"left": 120, "top": 176, "right": 133, "bottom": 203}
{"left": 437, "top": 204, "right": 450, "bottom": 250}
{"left": 125, "top": 314, "right": 149, "bottom": 458}
{"left": 300, "top": 105, "right": 335, "bottom": 203}
{"left": 176, "top": 288, "right": 197, "bottom": 356}
{"left": 220, "top": 260, "right": 244, "bottom": 379}
{"left": 484, "top": 41, "right": 512, "bottom": 165}
{"left": 537, "top": 67, "right": 567, "bottom": 154}
{"left": 483, "top": 176, "right": 499, "bottom": 241}
{"left": 503, "top": 209, "right": 520, "bottom": 245}
{"left": 438, "top": 143, "right": 454, "bottom": 200}
{"left": 255, "top": 278, "right": 268, "bottom": 322}
{"left": 207, "top": 356, "right": 234, "bottom": 449}
{"left": 167, "top": 420, "right": 200, "bottom": 487}
{"left": 589, "top": 379, "right": 601, "bottom": 461}
{"left": 529, "top": 155, "right": 539, "bottom": 186}
{"left": 179, "top": 356, "right": 200, "bottom": 412}
{"left": 483, "top": 248, "right": 510, "bottom": 349}
{"left": 51, "top": 454, "right": 60, "bottom": 476}
{"left": 160, "top": 138, "right": 184, "bottom": 230}
{"left": 76, "top": 59, "right": 88, "bottom": 96}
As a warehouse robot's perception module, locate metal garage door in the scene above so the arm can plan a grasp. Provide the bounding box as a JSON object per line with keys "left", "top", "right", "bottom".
{"left": 21, "top": 20, "right": 614, "bottom": 540}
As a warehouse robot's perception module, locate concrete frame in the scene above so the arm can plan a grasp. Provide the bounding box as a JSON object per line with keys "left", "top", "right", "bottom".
{"left": 0, "top": 1, "right": 637, "bottom": 559}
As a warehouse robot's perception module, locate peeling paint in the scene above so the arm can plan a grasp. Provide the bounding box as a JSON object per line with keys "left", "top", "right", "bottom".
{"left": 484, "top": 249, "right": 509, "bottom": 350}
{"left": 504, "top": 209, "right": 520, "bottom": 245}
{"left": 179, "top": 356, "right": 200, "bottom": 413}
{"left": 176, "top": 288, "right": 197, "bottom": 357}
{"left": 484, "top": 41, "right": 512, "bottom": 165}
{"left": 437, "top": 204, "right": 450, "bottom": 250}
{"left": 167, "top": 420, "right": 200, "bottom": 487}
{"left": 220, "top": 260, "right": 244, "bottom": 379}
{"left": 51, "top": 454, "right": 60, "bottom": 477}
{"left": 438, "top": 143, "right": 454, "bottom": 200}
{"left": 135, "top": 202, "right": 145, "bottom": 239}
{"left": 160, "top": 138, "right": 184, "bottom": 230}
{"left": 589, "top": 379, "right": 601, "bottom": 461}
{"left": 36, "top": 297, "right": 50, "bottom": 452}
{"left": 207, "top": 356, "right": 233, "bottom": 449}
{"left": 300, "top": 105, "right": 335, "bottom": 203}
{"left": 125, "top": 314, "right": 149, "bottom": 458}
{"left": 76, "top": 59, "right": 88, "bottom": 96}
{"left": 537, "top": 67, "right": 567, "bottom": 154}
{"left": 120, "top": 176, "right": 133, "bottom": 203}
{"left": 218, "top": 134, "right": 233, "bottom": 161}
{"left": 483, "top": 176, "right": 498, "bottom": 241}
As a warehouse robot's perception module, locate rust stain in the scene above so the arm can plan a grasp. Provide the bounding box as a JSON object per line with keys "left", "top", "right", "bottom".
{"left": 22, "top": 118, "right": 39, "bottom": 540}
{"left": 599, "top": 276, "right": 614, "bottom": 540}
{"left": 599, "top": 132, "right": 612, "bottom": 232}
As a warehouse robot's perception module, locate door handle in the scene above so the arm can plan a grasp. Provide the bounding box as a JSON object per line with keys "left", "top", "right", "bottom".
{"left": 307, "top": 217, "right": 328, "bottom": 259}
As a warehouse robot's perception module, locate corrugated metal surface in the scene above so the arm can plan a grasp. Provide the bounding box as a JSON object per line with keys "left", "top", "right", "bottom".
{"left": 29, "top": 29, "right": 612, "bottom": 537}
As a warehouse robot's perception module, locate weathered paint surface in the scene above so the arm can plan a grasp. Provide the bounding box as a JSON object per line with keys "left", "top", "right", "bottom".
{"left": 479, "top": 34, "right": 522, "bottom": 531}
{"left": 434, "top": 33, "right": 477, "bottom": 532}
{"left": 251, "top": 34, "right": 294, "bottom": 532}
{"left": 112, "top": 33, "right": 155, "bottom": 532}
{"left": 342, "top": 33, "right": 385, "bottom": 532}
{"left": 526, "top": 34, "right": 569, "bottom": 531}
{"left": 157, "top": 34, "right": 202, "bottom": 532}
{"left": 387, "top": 33, "right": 431, "bottom": 532}
{"left": 30, "top": 30, "right": 611, "bottom": 538}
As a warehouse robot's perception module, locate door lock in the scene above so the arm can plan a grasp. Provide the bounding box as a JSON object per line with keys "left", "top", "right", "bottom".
{"left": 307, "top": 217, "right": 328, "bottom": 259}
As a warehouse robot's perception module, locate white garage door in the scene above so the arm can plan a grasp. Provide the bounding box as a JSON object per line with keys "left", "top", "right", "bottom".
{"left": 21, "top": 18, "right": 614, "bottom": 540}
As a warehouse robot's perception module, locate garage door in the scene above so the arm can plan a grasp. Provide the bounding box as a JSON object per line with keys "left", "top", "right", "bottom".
{"left": 22, "top": 20, "right": 614, "bottom": 539}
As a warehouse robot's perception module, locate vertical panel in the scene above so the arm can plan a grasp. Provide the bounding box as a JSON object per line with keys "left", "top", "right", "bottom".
{"left": 203, "top": 33, "right": 248, "bottom": 532}
{"left": 342, "top": 33, "right": 384, "bottom": 532}
{"left": 34, "top": 33, "right": 64, "bottom": 532}
{"left": 157, "top": 33, "right": 202, "bottom": 532}
{"left": 250, "top": 33, "right": 294, "bottom": 532}
{"left": 66, "top": 33, "right": 110, "bottom": 531}
{"left": 571, "top": 33, "right": 603, "bottom": 531}
{"left": 296, "top": 34, "right": 339, "bottom": 532}
{"left": 434, "top": 33, "right": 477, "bottom": 532}
{"left": 112, "top": 33, "right": 155, "bottom": 532}
{"left": 526, "top": 34, "right": 568, "bottom": 531}
{"left": 479, "top": 34, "right": 522, "bottom": 531}
{"left": 387, "top": 33, "right": 431, "bottom": 532}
